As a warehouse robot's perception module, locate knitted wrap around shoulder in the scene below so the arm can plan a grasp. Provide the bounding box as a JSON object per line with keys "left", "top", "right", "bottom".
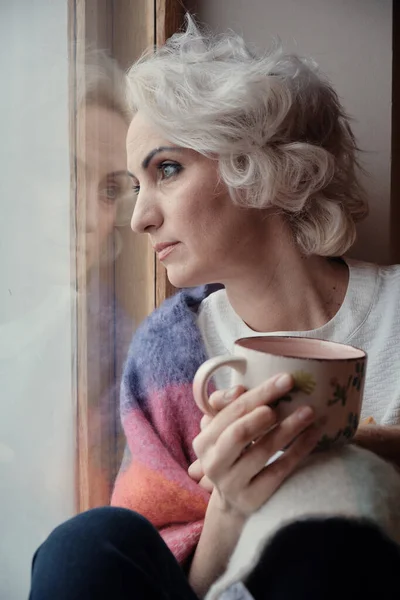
{"left": 111, "top": 285, "right": 221, "bottom": 565}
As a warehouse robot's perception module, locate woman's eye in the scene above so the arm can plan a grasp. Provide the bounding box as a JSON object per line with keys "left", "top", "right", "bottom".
{"left": 158, "top": 162, "right": 182, "bottom": 180}
{"left": 99, "top": 185, "right": 120, "bottom": 203}
{"left": 130, "top": 163, "right": 181, "bottom": 195}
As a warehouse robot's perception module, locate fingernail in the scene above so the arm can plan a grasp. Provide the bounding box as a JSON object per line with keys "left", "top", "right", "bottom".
{"left": 297, "top": 406, "right": 314, "bottom": 421}
{"left": 275, "top": 373, "right": 292, "bottom": 390}
{"left": 225, "top": 386, "right": 239, "bottom": 399}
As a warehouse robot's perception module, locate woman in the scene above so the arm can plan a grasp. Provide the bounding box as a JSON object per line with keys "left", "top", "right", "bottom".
{"left": 73, "top": 48, "right": 135, "bottom": 496}
{"left": 30, "top": 16, "right": 400, "bottom": 600}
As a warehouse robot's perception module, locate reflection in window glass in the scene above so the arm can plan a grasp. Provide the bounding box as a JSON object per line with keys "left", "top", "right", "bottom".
{"left": 73, "top": 47, "right": 135, "bottom": 510}
{"left": 0, "top": 2, "right": 139, "bottom": 598}
{"left": 0, "top": 3, "right": 74, "bottom": 599}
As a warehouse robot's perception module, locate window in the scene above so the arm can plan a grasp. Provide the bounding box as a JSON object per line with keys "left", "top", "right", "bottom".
{"left": 70, "top": 0, "right": 185, "bottom": 510}
{"left": 1, "top": 1, "right": 185, "bottom": 597}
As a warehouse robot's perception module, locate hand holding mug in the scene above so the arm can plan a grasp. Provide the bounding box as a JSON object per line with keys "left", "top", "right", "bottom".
{"left": 193, "top": 336, "right": 367, "bottom": 452}
{"left": 191, "top": 373, "right": 321, "bottom": 519}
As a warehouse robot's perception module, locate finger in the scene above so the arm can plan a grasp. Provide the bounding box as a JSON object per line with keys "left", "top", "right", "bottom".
{"left": 199, "top": 475, "right": 214, "bottom": 493}
{"left": 200, "top": 414, "right": 213, "bottom": 431}
{"left": 230, "top": 405, "right": 316, "bottom": 483}
{"left": 244, "top": 424, "right": 322, "bottom": 512}
{"left": 193, "top": 373, "right": 293, "bottom": 458}
{"left": 199, "top": 405, "right": 277, "bottom": 482}
{"left": 188, "top": 459, "right": 214, "bottom": 492}
{"left": 209, "top": 385, "right": 246, "bottom": 413}
{"left": 188, "top": 459, "right": 204, "bottom": 481}
{"left": 200, "top": 387, "right": 245, "bottom": 431}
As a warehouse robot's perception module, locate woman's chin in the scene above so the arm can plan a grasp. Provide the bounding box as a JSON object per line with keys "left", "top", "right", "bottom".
{"left": 165, "top": 265, "right": 209, "bottom": 289}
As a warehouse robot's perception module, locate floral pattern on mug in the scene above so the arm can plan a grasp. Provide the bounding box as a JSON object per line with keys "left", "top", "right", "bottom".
{"left": 342, "top": 411, "right": 360, "bottom": 439}
{"left": 316, "top": 411, "right": 360, "bottom": 451}
{"left": 352, "top": 361, "right": 365, "bottom": 392}
{"left": 270, "top": 371, "right": 316, "bottom": 408}
{"left": 327, "top": 374, "right": 352, "bottom": 407}
{"left": 328, "top": 360, "right": 365, "bottom": 408}
{"left": 269, "top": 393, "right": 293, "bottom": 409}
{"left": 292, "top": 371, "right": 316, "bottom": 395}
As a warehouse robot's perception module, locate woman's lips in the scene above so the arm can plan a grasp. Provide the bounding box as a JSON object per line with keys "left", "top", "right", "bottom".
{"left": 155, "top": 242, "right": 180, "bottom": 261}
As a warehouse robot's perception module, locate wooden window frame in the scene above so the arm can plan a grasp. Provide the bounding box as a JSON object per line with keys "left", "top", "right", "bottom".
{"left": 392, "top": 0, "right": 400, "bottom": 263}
{"left": 68, "top": 0, "right": 186, "bottom": 512}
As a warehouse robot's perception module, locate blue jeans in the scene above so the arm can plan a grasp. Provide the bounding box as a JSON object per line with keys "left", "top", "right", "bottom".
{"left": 29, "top": 507, "right": 400, "bottom": 600}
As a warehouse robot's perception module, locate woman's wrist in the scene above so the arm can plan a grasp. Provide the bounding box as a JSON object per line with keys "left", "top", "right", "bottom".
{"left": 207, "top": 487, "right": 247, "bottom": 526}
{"left": 188, "top": 490, "right": 247, "bottom": 597}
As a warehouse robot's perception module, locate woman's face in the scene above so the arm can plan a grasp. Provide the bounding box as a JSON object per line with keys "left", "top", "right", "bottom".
{"left": 76, "top": 105, "right": 131, "bottom": 270}
{"left": 127, "top": 112, "right": 270, "bottom": 288}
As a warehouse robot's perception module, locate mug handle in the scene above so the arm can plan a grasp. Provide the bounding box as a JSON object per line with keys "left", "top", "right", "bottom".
{"left": 193, "top": 355, "right": 247, "bottom": 416}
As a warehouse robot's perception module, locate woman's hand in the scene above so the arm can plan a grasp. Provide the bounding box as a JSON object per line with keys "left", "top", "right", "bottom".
{"left": 353, "top": 423, "right": 400, "bottom": 469}
{"left": 191, "top": 373, "right": 320, "bottom": 520}
{"left": 188, "top": 457, "right": 214, "bottom": 493}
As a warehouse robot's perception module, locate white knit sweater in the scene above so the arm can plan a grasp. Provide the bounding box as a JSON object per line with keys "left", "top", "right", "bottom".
{"left": 198, "top": 258, "right": 400, "bottom": 425}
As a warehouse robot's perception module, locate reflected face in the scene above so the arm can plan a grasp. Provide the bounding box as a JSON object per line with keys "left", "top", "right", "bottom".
{"left": 127, "top": 112, "right": 268, "bottom": 288}
{"left": 76, "top": 105, "right": 131, "bottom": 269}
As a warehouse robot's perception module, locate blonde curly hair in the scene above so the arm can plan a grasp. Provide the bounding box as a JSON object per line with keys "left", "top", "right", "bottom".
{"left": 126, "top": 15, "right": 368, "bottom": 256}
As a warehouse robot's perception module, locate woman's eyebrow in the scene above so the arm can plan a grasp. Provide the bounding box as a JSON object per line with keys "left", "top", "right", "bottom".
{"left": 107, "top": 170, "right": 135, "bottom": 179}
{"left": 142, "top": 146, "right": 183, "bottom": 169}
{"left": 75, "top": 159, "right": 134, "bottom": 181}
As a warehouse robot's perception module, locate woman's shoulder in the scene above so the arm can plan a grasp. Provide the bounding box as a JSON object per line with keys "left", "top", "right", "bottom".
{"left": 123, "top": 284, "right": 222, "bottom": 388}
{"left": 134, "top": 283, "right": 222, "bottom": 340}
{"left": 361, "top": 259, "right": 400, "bottom": 298}
{"left": 347, "top": 257, "right": 400, "bottom": 295}
{"left": 345, "top": 258, "right": 400, "bottom": 331}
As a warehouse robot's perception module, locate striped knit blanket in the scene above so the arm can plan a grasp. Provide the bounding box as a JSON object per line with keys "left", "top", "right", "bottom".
{"left": 111, "top": 286, "right": 219, "bottom": 565}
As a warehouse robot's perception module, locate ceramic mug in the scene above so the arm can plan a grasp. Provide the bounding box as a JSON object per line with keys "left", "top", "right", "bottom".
{"left": 193, "top": 336, "right": 367, "bottom": 450}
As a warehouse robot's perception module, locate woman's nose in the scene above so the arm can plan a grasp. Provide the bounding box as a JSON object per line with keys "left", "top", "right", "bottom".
{"left": 84, "top": 184, "right": 99, "bottom": 232}
{"left": 130, "top": 190, "right": 163, "bottom": 234}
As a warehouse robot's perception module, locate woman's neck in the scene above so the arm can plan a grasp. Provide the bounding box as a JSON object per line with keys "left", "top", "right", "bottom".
{"left": 223, "top": 235, "right": 349, "bottom": 334}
